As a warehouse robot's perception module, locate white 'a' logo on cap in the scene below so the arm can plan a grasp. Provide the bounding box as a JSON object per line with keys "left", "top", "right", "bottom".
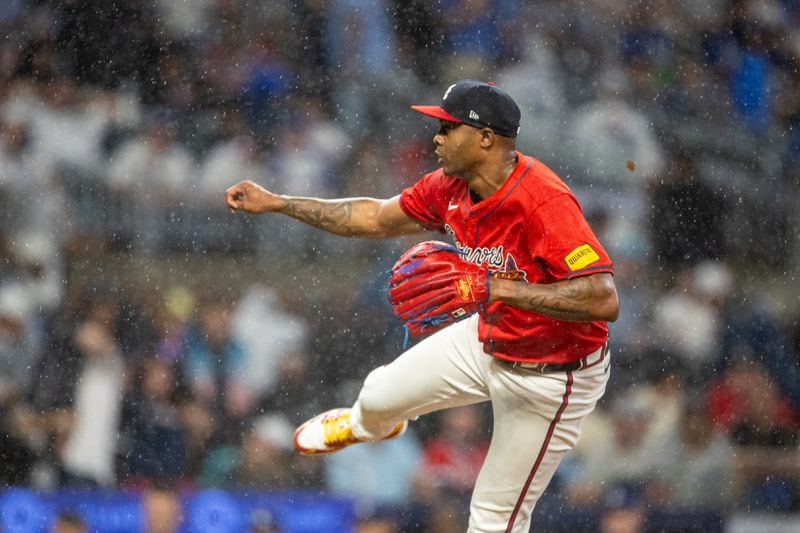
{"left": 443, "top": 84, "right": 456, "bottom": 101}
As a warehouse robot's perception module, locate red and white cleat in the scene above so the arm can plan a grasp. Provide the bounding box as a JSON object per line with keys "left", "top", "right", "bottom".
{"left": 293, "top": 408, "right": 408, "bottom": 456}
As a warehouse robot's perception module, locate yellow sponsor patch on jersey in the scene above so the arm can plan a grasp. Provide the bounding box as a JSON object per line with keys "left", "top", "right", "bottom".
{"left": 565, "top": 244, "right": 600, "bottom": 271}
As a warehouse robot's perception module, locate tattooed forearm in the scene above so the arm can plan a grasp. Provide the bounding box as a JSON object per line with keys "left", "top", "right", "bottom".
{"left": 281, "top": 198, "right": 373, "bottom": 237}
{"left": 520, "top": 277, "right": 595, "bottom": 321}
{"left": 489, "top": 273, "right": 619, "bottom": 322}
{"left": 274, "top": 194, "right": 424, "bottom": 239}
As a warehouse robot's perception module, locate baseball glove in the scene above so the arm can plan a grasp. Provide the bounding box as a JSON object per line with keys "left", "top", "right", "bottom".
{"left": 388, "top": 240, "right": 490, "bottom": 339}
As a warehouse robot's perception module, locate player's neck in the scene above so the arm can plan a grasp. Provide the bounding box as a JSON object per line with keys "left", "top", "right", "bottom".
{"left": 467, "top": 151, "right": 518, "bottom": 200}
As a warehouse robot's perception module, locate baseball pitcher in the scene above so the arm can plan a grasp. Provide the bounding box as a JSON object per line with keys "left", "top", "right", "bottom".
{"left": 225, "top": 80, "right": 619, "bottom": 533}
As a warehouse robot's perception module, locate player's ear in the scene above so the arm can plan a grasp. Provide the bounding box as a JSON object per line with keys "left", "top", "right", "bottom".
{"left": 479, "top": 128, "right": 495, "bottom": 148}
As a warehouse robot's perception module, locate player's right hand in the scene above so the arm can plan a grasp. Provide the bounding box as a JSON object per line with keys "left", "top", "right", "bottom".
{"left": 225, "top": 180, "right": 283, "bottom": 214}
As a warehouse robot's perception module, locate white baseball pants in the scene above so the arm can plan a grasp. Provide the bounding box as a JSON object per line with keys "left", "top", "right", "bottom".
{"left": 349, "top": 314, "right": 610, "bottom": 533}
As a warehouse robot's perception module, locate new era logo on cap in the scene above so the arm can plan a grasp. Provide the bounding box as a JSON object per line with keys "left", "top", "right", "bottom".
{"left": 411, "top": 80, "right": 521, "bottom": 138}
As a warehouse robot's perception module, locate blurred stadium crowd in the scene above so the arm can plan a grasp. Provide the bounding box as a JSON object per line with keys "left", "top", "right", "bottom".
{"left": 1, "top": 0, "right": 799, "bottom": 531}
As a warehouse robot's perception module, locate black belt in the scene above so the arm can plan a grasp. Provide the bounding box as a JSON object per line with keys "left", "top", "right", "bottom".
{"left": 511, "top": 360, "right": 583, "bottom": 373}
{"left": 509, "top": 343, "right": 608, "bottom": 373}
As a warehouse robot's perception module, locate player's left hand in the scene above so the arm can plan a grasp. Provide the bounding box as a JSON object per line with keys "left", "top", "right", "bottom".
{"left": 225, "top": 180, "right": 285, "bottom": 214}
{"left": 388, "top": 241, "right": 490, "bottom": 337}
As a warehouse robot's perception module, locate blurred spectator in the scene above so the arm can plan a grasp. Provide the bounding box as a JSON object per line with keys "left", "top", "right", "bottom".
{"left": 112, "top": 290, "right": 161, "bottom": 364}
{"left": 259, "top": 353, "right": 326, "bottom": 427}
{"left": 232, "top": 285, "right": 308, "bottom": 398}
{"left": 59, "top": 296, "right": 125, "bottom": 487}
{"left": 248, "top": 357, "right": 329, "bottom": 490}
{"left": 415, "top": 405, "right": 490, "bottom": 501}
{"left": 436, "top": 0, "right": 501, "bottom": 80}
{"left": 0, "top": 118, "right": 59, "bottom": 237}
{"left": 565, "top": 395, "right": 671, "bottom": 507}
{"left": 775, "top": 64, "right": 800, "bottom": 166}
{"left": 197, "top": 134, "right": 265, "bottom": 204}
{"left": 240, "top": 37, "right": 296, "bottom": 138}
{"left": 730, "top": 47, "right": 772, "bottom": 133}
{"left": 231, "top": 414, "right": 297, "bottom": 488}
{"left": 107, "top": 116, "right": 195, "bottom": 252}
{"left": 118, "top": 357, "right": 189, "bottom": 488}
{"left": 326, "top": 0, "right": 396, "bottom": 79}
{"left": 586, "top": 203, "right": 654, "bottom": 389}
{"left": 0, "top": 424, "right": 35, "bottom": 487}
{"left": 269, "top": 101, "right": 350, "bottom": 199}
{"left": 9, "top": 231, "right": 64, "bottom": 318}
{"left": 146, "top": 48, "right": 201, "bottom": 119}
{"left": 143, "top": 486, "right": 184, "bottom": 533}
{"left": 179, "top": 400, "right": 216, "bottom": 481}
{"left": 201, "top": 413, "right": 304, "bottom": 490}
{"left": 338, "top": 140, "right": 403, "bottom": 200}
{"left": 389, "top": 0, "right": 442, "bottom": 84}
{"left": 27, "top": 286, "right": 94, "bottom": 415}
{"left": 569, "top": 68, "right": 665, "bottom": 186}
{"left": 726, "top": 1, "right": 787, "bottom": 134}
{"left": 265, "top": 104, "right": 351, "bottom": 253}
{"left": 0, "top": 279, "right": 45, "bottom": 488}
{"left": 627, "top": 360, "right": 688, "bottom": 450}
{"left": 648, "top": 151, "right": 727, "bottom": 267}
{"left": 0, "top": 381, "right": 35, "bottom": 485}
{"left": 657, "top": 51, "right": 729, "bottom": 124}
{"left": 604, "top": 256, "right": 655, "bottom": 388}
{"left": 324, "top": 428, "right": 422, "bottom": 508}
{"left": 708, "top": 357, "right": 800, "bottom": 510}
{"left": 325, "top": 0, "right": 397, "bottom": 135}
{"left": 721, "top": 292, "right": 800, "bottom": 409}
{"left": 152, "top": 0, "right": 212, "bottom": 43}
{"left": 599, "top": 485, "right": 645, "bottom": 533}
{"left": 0, "top": 282, "right": 38, "bottom": 400}
{"left": 183, "top": 290, "right": 257, "bottom": 440}
{"left": 650, "top": 261, "right": 732, "bottom": 379}
{"left": 409, "top": 406, "right": 490, "bottom": 531}
{"left": 5, "top": 78, "right": 114, "bottom": 176}
{"left": 663, "top": 403, "right": 735, "bottom": 511}
{"left": 191, "top": 132, "right": 267, "bottom": 252}
{"left": 152, "top": 286, "right": 194, "bottom": 365}
{"left": 305, "top": 270, "right": 412, "bottom": 394}
{"left": 495, "top": 33, "right": 568, "bottom": 160}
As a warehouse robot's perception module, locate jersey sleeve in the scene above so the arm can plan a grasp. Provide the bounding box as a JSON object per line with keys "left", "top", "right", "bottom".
{"left": 529, "top": 193, "right": 614, "bottom": 280}
{"left": 398, "top": 171, "right": 451, "bottom": 233}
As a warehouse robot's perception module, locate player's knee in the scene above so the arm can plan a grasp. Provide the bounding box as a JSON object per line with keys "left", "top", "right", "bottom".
{"left": 357, "top": 365, "right": 394, "bottom": 416}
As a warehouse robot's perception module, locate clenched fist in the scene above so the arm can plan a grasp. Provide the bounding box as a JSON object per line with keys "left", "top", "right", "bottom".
{"left": 225, "top": 180, "right": 286, "bottom": 214}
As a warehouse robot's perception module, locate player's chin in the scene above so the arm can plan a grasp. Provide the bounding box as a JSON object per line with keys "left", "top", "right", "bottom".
{"left": 440, "top": 161, "right": 457, "bottom": 177}
{"left": 440, "top": 158, "right": 466, "bottom": 177}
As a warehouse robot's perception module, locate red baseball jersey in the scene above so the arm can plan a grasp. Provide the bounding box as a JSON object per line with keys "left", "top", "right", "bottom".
{"left": 399, "top": 152, "right": 614, "bottom": 364}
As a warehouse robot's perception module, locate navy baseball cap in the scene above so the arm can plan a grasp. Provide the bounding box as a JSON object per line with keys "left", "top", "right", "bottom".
{"left": 411, "top": 80, "right": 521, "bottom": 138}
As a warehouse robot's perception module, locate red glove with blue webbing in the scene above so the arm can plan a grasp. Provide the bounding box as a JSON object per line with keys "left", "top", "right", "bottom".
{"left": 388, "top": 241, "right": 490, "bottom": 338}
